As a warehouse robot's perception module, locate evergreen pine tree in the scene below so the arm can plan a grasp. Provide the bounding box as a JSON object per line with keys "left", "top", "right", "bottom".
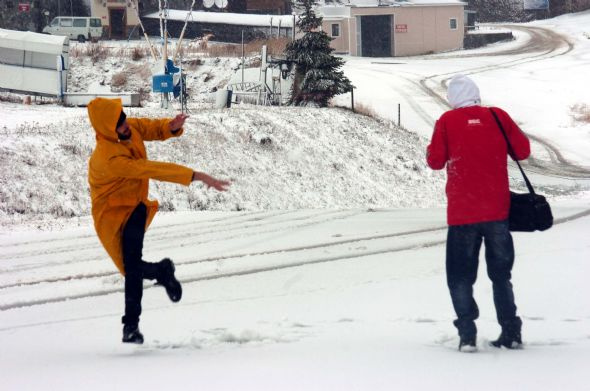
{"left": 285, "top": 0, "right": 353, "bottom": 107}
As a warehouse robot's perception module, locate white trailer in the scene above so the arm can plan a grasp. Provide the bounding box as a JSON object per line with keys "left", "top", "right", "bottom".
{"left": 0, "top": 28, "right": 69, "bottom": 97}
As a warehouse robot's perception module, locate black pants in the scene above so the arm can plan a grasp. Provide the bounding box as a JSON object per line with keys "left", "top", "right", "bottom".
{"left": 121, "top": 203, "right": 160, "bottom": 326}
{"left": 446, "top": 220, "right": 522, "bottom": 339}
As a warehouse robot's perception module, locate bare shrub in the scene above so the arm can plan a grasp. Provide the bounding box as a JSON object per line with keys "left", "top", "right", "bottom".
{"left": 130, "top": 46, "right": 147, "bottom": 61}
{"left": 353, "top": 103, "right": 378, "bottom": 118}
{"left": 207, "top": 43, "right": 241, "bottom": 57}
{"left": 85, "top": 43, "right": 109, "bottom": 64}
{"left": 184, "top": 58, "right": 203, "bottom": 70}
{"left": 111, "top": 72, "right": 127, "bottom": 88}
{"left": 184, "top": 33, "right": 214, "bottom": 54}
{"left": 69, "top": 46, "right": 83, "bottom": 58}
{"left": 202, "top": 37, "right": 290, "bottom": 58}
{"left": 245, "top": 37, "right": 290, "bottom": 56}
{"left": 571, "top": 103, "right": 590, "bottom": 123}
{"left": 126, "top": 63, "right": 152, "bottom": 80}
{"left": 0, "top": 94, "right": 22, "bottom": 103}
{"left": 138, "top": 87, "right": 150, "bottom": 104}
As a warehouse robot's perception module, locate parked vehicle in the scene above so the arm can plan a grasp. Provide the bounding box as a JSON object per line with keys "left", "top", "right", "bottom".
{"left": 43, "top": 17, "right": 103, "bottom": 43}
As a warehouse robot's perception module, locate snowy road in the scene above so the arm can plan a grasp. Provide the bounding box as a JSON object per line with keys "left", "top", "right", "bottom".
{"left": 335, "top": 18, "right": 590, "bottom": 185}
{"left": 1, "top": 206, "right": 590, "bottom": 390}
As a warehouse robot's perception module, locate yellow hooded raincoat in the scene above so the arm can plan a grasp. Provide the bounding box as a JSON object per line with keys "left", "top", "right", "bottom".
{"left": 87, "top": 98, "right": 193, "bottom": 274}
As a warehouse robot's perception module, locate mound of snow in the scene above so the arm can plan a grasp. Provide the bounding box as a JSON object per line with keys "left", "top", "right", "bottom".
{"left": 0, "top": 103, "right": 446, "bottom": 228}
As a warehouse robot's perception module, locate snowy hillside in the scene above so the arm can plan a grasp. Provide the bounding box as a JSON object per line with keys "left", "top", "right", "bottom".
{"left": 0, "top": 102, "right": 445, "bottom": 228}
{"left": 0, "top": 41, "right": 448, "bottom": 228}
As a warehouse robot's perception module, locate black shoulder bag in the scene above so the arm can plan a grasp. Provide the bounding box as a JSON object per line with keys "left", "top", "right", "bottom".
{"left": 490, "top": 109, "right": 553, "bottom": 232}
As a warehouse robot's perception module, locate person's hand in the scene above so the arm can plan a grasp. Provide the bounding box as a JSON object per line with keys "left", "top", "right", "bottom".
{"left": 169, "top": 114, "right": 189, "bottom": 132}
{"left": 192, "top": 172, "right": 230, "bottom": 192}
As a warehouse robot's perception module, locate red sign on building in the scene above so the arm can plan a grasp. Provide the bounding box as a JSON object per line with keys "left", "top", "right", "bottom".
{"left": 395, "top": 24, "right": 408, "bottom": 33}
{"left": 18, "top": 3, "right": 31, "bottom": 12}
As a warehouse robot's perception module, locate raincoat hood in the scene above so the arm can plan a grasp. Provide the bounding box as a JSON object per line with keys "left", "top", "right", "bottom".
{"left": 447, "top": 75, "right": 481, "bottom": 109}
{"left": 87, "top": 97, "right": 123, "bottom": 142}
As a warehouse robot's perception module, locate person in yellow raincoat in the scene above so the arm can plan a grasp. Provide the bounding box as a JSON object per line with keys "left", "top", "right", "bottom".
{"left": 87, "top": 97, "right": 230, "bottom": 344}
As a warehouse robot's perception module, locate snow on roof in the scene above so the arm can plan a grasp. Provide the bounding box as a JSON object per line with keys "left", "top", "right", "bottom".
{"left": 405, "top": 0, "right": 465, "bottom": 4}
{"left": 0, "top": 28, "right": 69, "bottom": 54}
{"left": 144, "top": 10, "right": 298, "bottom": 28}
{"left": 324, "top": 0, "right": 465, "bottom": 6}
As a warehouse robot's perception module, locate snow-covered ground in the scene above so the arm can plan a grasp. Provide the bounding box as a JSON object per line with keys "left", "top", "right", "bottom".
{"left": 1, "top": 10, "right": 590, "bottom": 391}
{"left": 1, "top": 207, "right": 589, "bottom": 390}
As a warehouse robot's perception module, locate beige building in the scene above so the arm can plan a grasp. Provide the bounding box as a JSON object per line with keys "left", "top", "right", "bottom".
{"left": 89, "top": 0, "right": 140, "bottom": 39}
{"left": 319, "top": 0, "right": 466, "bottom": 57}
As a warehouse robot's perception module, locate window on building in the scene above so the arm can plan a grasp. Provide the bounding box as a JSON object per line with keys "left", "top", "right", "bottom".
{"left": 60, "top": 18, "right": 73, "bottom": 27}
{"left": 450, "top": 18, "right": 457, "bottom": 30}
{"left": 6, "top": 1, "right": 14, "bottom": 9}
{"left": 331, "top": 24, "right": 340, "bottom": 37}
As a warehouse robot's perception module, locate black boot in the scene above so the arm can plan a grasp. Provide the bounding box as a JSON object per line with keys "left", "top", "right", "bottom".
{"left": 490, "top": 331, "right": 523, "bottom": 349}
{"left": 122, "top": 324, "right": 144, "bottom": 344}
{"left": 157, "top": 258, "right": 182, "bottom": 302}
{"left": 458, "top": 336, "right": 477, "bottom": 352}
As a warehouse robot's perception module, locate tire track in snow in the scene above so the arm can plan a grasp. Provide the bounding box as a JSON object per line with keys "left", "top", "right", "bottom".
{"left": 0, "top": 210, "right": 293, "bottom": 259}
{"left": 0, "top": 222, "right": 445, "bottom": 289}
{"left": 0, "top": 236, "right": 446, "bottom": 311}
{"left": 0, "top": 210, "right": 331, "bottom": 265}
{"left": 0, "top": 210, "right": 267, "bottom": 249}
{"left": 0, "top": 210, "right": 363, "bottom": 280}
{"left": 3, "top": 207, "right": 590, "bottom": 311}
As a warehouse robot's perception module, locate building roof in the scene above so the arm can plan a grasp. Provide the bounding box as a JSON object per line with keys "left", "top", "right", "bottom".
{"left": 144, "top": 10, "right": 297, "bottom": 28}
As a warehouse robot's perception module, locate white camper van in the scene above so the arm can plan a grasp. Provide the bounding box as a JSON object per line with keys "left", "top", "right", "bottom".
{"left": 43, "top": 17, "right": 103, "bottom": 43}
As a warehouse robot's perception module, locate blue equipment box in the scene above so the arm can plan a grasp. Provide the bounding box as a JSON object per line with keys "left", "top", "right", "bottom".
{"left": 152, "top": 74, "right": 174, "bottom": 93}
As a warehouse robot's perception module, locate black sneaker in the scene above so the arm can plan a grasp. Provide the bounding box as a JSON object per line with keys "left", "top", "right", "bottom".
{"left": 490, "top": 332, "right": 523, "bottom": 349}
{"left": 458, "top": 336, "right": 477, "bottom": 352}
{"left": 122, "top": 324, "right": 144, "bottom": 344}
{"left": 157, "top": 258, "right": 182, "bottom": 302}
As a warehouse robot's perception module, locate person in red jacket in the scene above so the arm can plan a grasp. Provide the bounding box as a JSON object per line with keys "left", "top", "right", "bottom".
{"left": 427, "top": 74, "right": 530, "bottom": 352}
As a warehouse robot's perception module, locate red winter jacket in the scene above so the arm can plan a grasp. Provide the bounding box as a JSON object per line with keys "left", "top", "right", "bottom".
{"left": 427, "top": 106, "right": 530, "bottom": 226}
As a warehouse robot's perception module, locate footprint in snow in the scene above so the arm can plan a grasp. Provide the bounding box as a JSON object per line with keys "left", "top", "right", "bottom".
{"left": 524, "top": 316, "right": 545, "bottom": 321}
{"left": 414, "top": 318, "right": 437, "bottom": 323}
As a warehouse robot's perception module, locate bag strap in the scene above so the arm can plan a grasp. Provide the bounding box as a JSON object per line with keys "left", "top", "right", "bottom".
{"left": 489, "top": 108, "right": 536, "bottom": 195}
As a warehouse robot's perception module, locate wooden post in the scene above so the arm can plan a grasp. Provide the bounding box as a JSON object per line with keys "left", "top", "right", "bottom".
{"left": 173, "top": 0, "right": 196, "bottom": 62}
{"left": 351, "top": 88, "right": 355, "bottom": 113}
{"left": 398, "top": 103, "right": 401, "bottom": 126}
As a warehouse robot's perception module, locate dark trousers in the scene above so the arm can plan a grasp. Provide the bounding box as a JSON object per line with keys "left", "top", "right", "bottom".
{"left": 446, "top": 220, "right": 522, "bottom": 339}
{"left": 121, "top": 203, "right": 160, "bottom": 326}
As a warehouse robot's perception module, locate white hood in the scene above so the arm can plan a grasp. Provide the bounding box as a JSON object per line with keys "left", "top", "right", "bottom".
{"left": 447, "top": 75, "right": 481, "bottom": 109}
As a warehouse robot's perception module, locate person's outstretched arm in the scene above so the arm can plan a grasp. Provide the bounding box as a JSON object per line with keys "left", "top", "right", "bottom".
{"left": 127, "top": 114, "right": 189, "bottom": 141}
